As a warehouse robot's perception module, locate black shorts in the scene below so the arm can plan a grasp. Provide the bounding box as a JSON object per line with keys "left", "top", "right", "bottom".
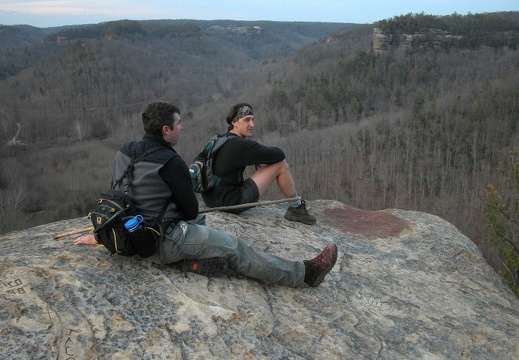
{"left": 241, "top": 178, "right": 260, "bottom": 204}
{"left": 226, "top": 178, "right": 259, "bottom": 214}
{"left": 202, "top": 178, "right": 260, "bottom": 214}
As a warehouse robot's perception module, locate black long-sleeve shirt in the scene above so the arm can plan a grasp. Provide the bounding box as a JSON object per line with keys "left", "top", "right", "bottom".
{"left": 202, "top": 135, "right": 285, "bottom": 207}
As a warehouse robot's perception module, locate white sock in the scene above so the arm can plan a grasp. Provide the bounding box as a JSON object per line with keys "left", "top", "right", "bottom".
{"left": 289, "top": 193, "right": 302, "bottom": 207}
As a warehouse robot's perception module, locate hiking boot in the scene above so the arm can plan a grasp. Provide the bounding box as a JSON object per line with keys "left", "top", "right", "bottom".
{"left": 284, "top": 200, "right": 316, "bottom": 225}
{"left": 303, "top": 244, "right": 338, "bottom": 287}
{"left": 170, "top": 257, "right": 228, "bottom": 277}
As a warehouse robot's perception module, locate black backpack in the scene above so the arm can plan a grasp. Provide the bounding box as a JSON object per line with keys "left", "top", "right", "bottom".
{"left": 189, "top": 134, "right": 235, "bottom": 193}
{"left": 89, "top": 148, "right": 168, "bottom": 258}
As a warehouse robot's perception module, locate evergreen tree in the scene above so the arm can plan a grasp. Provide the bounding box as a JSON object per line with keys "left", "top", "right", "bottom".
{"left": 483, "top": 148, "right": 519, "bottom": 297}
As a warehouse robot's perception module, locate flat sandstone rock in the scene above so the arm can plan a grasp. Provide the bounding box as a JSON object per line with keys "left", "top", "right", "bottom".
{"left": 1, "top": 200, "right": 518, "bottom": 359}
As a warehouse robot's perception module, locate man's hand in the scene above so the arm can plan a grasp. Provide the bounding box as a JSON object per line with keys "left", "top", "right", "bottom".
{"left": 74, "top": 234, "right": 98, "bottom": 245}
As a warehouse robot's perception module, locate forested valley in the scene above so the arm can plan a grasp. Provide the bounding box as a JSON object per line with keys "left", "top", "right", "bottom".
{"left": 1, "top": 13, "right": 518, "bottom": 292}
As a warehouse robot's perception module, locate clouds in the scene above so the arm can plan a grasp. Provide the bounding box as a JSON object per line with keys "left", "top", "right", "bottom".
{"left": 2, "top": 0, "right": 156, "bottom": 17}
{"left": 0, "top": 0, "right": 517, "bottom": 28}
{"left": 0, "top": 0, "right": 167, "bottom": 26}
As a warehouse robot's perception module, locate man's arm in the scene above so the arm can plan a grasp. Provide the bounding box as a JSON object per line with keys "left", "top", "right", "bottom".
{"left": 237, "top": 138, "right": 285, "bottom": 166}
{"left": 160, "top": 157, "right": 199, "bottom": 220}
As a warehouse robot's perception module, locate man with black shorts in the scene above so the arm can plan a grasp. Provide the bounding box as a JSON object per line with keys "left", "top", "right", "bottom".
{"left": 201, "top": 103, "right": 316, "bottom": 225}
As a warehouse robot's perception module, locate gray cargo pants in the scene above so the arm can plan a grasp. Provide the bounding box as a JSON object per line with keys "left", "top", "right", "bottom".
{"left": 151, "top": 215, "right": 305, "bottom": 288}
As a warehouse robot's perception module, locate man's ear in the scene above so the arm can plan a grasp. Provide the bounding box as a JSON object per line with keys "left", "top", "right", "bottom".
{"left": 161, "top": 124, "right": 170, "bottom": 136}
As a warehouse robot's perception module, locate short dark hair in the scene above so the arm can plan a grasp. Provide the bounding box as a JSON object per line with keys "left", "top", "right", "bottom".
{"left": 142, "top": 102, "right": 180, "bottom": 136}
{"left": 226, "top": 103, "right": 253, "bottom": 131}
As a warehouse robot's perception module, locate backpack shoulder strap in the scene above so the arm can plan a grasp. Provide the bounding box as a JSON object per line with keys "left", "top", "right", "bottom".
{"left": 112, "top": 142, "right": 146, "bottom": 192}
{"left": 208, "top": 133, "right": 237, "bottom": 157}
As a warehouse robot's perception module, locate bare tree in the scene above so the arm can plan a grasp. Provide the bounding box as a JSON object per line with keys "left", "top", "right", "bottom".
{"left": 73, "top": 120, "right": 88, "bottom": 141}
{"left": 5, "top": 123, "right": 25, "bottom": 146}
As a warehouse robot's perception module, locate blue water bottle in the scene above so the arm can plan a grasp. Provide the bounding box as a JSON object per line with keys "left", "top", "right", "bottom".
{"left": 124, "top": 214, "right": 144, "bottom": 233}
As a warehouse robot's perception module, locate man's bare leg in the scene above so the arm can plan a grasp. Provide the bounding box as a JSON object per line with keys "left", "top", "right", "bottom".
{"left": 249, "top": 160, "right": 316, "bottom": 225}
{"left": 249, "top": 160, "right": 297, "bottom": 199}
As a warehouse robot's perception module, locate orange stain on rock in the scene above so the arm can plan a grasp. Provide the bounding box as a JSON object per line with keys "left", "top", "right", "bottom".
{"left": 323, "top": 206, "right": 409, "bottom": 238}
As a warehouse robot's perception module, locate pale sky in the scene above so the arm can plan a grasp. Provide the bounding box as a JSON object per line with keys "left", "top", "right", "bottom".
{"left": 0, "top": 0, "right": 517, "bottom": 28}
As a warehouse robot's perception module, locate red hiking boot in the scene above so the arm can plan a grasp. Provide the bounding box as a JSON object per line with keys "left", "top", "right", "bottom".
{"left": 303, "top": 244, "right": 338, "bottom": 287}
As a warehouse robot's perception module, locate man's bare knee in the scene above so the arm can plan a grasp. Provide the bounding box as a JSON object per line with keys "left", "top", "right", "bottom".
{"left": 257, "top": 160, "right": 287, "bottom": 174}
{"left": 268, "top": 159, "right": 290, "bottom": 173}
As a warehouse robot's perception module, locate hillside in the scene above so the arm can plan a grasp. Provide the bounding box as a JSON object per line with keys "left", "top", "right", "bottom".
{"left": 0, "top": 20, "right": 356, "bottom": 143}
{"left": 0, "top": 12, "right": 518, "bottom": 292}
{"left": 0, "top": 24, "right": 59, "bottom": 79}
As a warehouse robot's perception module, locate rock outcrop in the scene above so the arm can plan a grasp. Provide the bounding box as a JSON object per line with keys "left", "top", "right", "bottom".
{"left": 1, "top": 200, "right": 518, "bottom": 359}
{"left": 373, "top": 27, "right": 463, "bottom": 53}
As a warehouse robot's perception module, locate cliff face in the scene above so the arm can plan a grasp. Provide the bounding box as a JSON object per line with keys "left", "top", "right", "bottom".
{"left": 1, "top": 200, "right": 519, "bottom": 359}
{"left": 373, "top": 27, "right": 463, "bottom": 53}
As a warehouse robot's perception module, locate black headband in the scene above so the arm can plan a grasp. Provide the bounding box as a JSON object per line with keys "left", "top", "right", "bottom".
{"left": 231, "top": 105, "right": 253, "bottom": 123}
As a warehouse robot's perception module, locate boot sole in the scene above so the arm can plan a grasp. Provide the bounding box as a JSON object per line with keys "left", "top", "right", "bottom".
{"left": 284, "top": 214, "right": 316, "bottom": 225}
